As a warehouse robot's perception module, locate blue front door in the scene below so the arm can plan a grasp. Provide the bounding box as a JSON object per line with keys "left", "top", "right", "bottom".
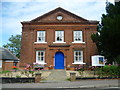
{"left": 55, "top": 52, "right": 64, "bottom": 69}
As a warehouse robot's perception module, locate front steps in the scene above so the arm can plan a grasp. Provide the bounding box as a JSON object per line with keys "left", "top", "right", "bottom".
{"left": 43, "top": 70, "right": 67, "bottom": 82}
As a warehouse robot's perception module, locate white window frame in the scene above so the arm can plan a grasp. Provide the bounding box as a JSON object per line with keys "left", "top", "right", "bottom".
{"left": 72, "top": 50, "right": 86, "bottom": 64}
{"left": 0, "top": 60, "right": 2, "bottom": 68}
{"left": 36, "top": 50, "right": 46, "bottom": 64}
{"left": 72, "top": 31, "right": 85, "bottom": 44}
{"left": 53, "top": 31, "right": 66, "bottom": 43}
{"left": 35, "top": 31, "right": 47, "bottom": 44}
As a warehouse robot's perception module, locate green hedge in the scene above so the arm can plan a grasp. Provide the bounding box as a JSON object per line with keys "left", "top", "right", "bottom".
{"left": 0, "top": 71, "right": 11, "bottom": 74}
{"left": 96, "top": 65, "right": 120, "bottom": 77}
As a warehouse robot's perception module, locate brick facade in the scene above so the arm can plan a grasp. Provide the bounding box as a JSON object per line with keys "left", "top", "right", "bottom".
{"left": 20, "top": 7, "right": 98, "bottom": 70}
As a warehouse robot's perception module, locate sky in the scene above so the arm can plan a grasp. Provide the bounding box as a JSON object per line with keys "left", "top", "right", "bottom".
{"left": 0, "top": 0, "right": 114, "bottom": 47}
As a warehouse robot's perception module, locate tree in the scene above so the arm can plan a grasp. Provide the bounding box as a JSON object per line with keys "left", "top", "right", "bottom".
{"left": 3, "top": 35, "right": 21, "bottom": 58}
{"left": 91, "top": 1, "right": 120, "bottom": 64}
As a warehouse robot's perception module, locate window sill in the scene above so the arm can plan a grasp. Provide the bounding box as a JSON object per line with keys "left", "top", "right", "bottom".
{"left": 53, "top": 42, "right": 66, "bottom": 43}
{"left": 72, "top": 41, "right": 85, "bottom": 44}
{"left": 35, "top": 62, "right": 47, "bottom": 65}
{"left": 72, "top": 62, "right": 86, "bottom": 64}
{"left": 34, "top": 42, "right": 47, "bottom": 44}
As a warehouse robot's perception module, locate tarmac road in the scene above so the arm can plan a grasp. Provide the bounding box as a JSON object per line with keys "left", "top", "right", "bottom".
{"left": 1, "top": 87, "right": 120, "bottom": 90}
{"left": 1, "top": 79, "right": 119, "bottom": 90}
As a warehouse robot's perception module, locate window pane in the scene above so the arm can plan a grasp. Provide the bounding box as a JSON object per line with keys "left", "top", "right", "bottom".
{"left": 76, "top": 52, "right": 78, "bottom": 56}
{"left": 38, "top": 57, "right": 40, "bottom": 61}
{"left": 75, "top": 57, "right": 78, "bottom": 61}
{"left": 78, "top": 38, "right": 81, "bottom": 41}
{"left": 57, "top": 37, "right": 60, "bottom": 41}
{"left": 42, "top": 57, "right": 44, "bottom": 61}
{"left": 38, "top": 37, "right": 41, "bottom": 41}
{"left": 79, "top": 57, "right": 81, "bottom": 61}
{"left": 41, "top": 52, "right": 43, "bottom": 56}
{"left": 38, "top": 52, "right": 40, "bottom": 56}
{"left": 59, "top": 38, "right": 62, "bottom": 41}
{"left": 79, "top": 52, "right": 81, "bottom": 55}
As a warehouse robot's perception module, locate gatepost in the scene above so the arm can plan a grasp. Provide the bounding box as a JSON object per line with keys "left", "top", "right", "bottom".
{"left": 70, "top": 72, "right": 76, "bottom": 81}
{"left": 35, "top": 73, "right": 41, "bottom": 83}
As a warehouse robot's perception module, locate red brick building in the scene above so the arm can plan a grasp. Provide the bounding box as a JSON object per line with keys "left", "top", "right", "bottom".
{"left": 0, "top": 47, "right": 19, "bottom": 71}
{"left": 20, "top": 7, "right": 98, "bottom": 70}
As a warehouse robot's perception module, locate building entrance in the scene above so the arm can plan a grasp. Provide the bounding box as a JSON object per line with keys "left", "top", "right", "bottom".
{"left": 54, "top": 52, "right": 64, "bottom": 69}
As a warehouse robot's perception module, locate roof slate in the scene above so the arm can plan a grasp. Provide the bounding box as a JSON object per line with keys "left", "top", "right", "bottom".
{"left": 0, "top": 47, "right": 19, "bottom": 60}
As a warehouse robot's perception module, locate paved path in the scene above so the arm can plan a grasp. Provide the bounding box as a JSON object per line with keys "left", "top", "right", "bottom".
{"left": 1, "top": 79, "right": 119, "bottom": 89}
{"left": 43, "top": 70, "right": 67, "bottom": 82}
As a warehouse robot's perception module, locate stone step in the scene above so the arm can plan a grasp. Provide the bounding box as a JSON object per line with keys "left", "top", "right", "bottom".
{"left": 44, "top": 70, "right": 67, "bottom": 81}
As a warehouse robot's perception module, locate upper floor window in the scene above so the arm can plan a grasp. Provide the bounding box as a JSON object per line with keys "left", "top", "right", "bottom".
{"left": 37, "top": 31, "right": 45, "bottom": 42}
{"left": 73, "top": 31, "right": 82, "bottom": 42}
{"left": 55, "top": 31, "right": 64, "bottom": 42}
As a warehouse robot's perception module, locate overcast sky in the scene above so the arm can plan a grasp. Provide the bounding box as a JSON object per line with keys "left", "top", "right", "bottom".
{"left": 0, "top": 0, "right": 114, "bottom": 47}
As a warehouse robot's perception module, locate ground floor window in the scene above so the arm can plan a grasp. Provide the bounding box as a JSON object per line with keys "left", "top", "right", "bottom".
{"left": 13, "top": 62, "right": 17, "bottom": 66}
{"left": 36, "top": 50, "right": 45, "bottom": 64}
{"left": 74, "top": 50, "right": 83, "bottom": 63}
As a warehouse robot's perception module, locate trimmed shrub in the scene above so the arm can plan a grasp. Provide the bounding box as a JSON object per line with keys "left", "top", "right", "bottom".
{"left": 96, "top": 65, "right": 120, "bottom": 77}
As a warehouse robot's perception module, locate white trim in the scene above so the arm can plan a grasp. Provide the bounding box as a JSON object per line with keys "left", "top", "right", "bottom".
{"left": 4, "top": 60, "right": 19, "bottom": 62}
{"left": 72, "top": 62, "right": 86, "bottom": 64}
{"left": 64, "top": 55, "right": 66, "bottom": 68}
{"left": 54, "top": 54, "right": 55, "bottom": 68}
{"left": 72, "top": 41, "right": 85, "bottom": 44}
{"left": 34, "top": 42, "right": 47, "bottom": 44}
{"left": 0, "top": 60, "right": 2, "bottom": 68}
{"left": 54, "top": 53, "right": 55, "bottom": 68}
{"left": 53, "top": 42, "right": 66, "bottom": 43}
{"left": 36, "top": 62, "right": 47, "bottom": 65}
{"left": 5, "top": 61, "right": 14, "bottom": 62}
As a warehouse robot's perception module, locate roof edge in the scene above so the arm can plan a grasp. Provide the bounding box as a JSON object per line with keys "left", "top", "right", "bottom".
{"left": 30, "top": 7, "right": 89, "bottom": 22}
{"left": 21, "top": 7, "right": 99, "bottom": 24}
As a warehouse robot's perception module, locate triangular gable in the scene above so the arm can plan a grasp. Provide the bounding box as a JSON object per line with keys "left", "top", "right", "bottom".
{"left": 31, "top": 7, "right": 88, "bottom": 22}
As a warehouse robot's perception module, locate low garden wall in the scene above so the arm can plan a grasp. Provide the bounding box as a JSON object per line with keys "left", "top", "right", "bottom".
{"left": 1, "top": 77, "right": 35, "bottom": 83}
{"left": 76, "top": 77, "right": 120, "bottom": 80}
